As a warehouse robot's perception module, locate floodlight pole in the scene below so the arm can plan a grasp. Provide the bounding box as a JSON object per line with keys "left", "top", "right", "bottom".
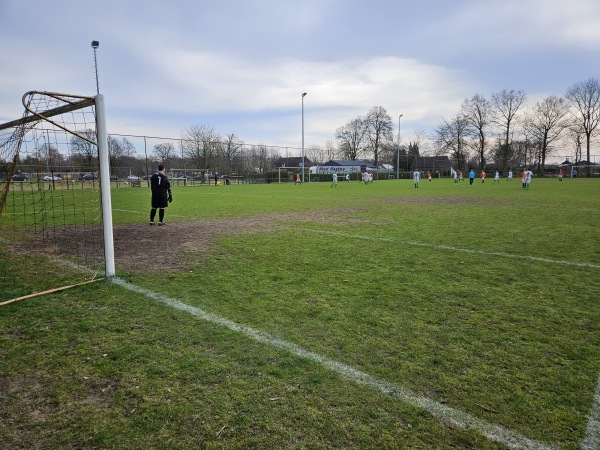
{"left": 91, "top": 40, "right": 100, "bottom": 95}
{"left": 302, "top": 92, "right": 307, "bottom": 183}
{"left": 397, "top": 114, "right": 403, "bottom": 179}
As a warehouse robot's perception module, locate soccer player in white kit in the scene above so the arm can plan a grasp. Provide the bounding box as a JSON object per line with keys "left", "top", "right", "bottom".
{"left": 331, "top": 172, "right": 338, "bottom": 187}
{"left": 524, "top": 168, "right": 533, "bottom": 189}
{"left": 413, "top": 170, "right": 420, "bottom": 188}
{"left": 493, "top": 171, "right": 500, "bottom": 183}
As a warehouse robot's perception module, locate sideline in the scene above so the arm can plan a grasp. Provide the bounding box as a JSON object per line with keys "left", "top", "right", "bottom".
{"left": 297, "top": 228, "right": 600, "bottom": 270}
{"left": 582, "top": 372, "right": 600, "bottom": 450}
{"left": 112, "top": 277, "right": 556, "bottom": 450}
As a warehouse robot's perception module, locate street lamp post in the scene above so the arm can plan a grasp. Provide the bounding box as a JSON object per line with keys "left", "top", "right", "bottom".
{"left": 397, "top": 114, "right": 403, "bottom": 179}
{"left": 302, "top": 92, "right": 307, "bottom": 183}
{"left": 91, "top": 40, "right": 100, "bottom": 95}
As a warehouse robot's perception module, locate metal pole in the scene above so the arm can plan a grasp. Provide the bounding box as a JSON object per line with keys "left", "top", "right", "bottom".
{"left": 91, "top": 41, "right": 100, "bottom": 95}
{"left": 302, "top": 92, "right": 307, "bottom": 183}
{"left": 397, "top": 114, "right": 403, "bottom": 179}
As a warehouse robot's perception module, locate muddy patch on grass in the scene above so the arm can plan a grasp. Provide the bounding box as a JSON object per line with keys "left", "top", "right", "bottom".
{"left": 113, "top": 209, "right": 371, "bottom": 273}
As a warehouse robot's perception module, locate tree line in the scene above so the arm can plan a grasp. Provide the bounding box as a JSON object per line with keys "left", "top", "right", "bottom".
{"left": 329, "top": 77, "right": 600, "bottom": 174}
{"left": 6, "top": 78, "right": 599, "bottom": 177}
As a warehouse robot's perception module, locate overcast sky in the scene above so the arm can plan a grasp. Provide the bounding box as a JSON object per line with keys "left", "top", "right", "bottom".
{"left": 1, "top": 0, "right": 599, "bottom": 157}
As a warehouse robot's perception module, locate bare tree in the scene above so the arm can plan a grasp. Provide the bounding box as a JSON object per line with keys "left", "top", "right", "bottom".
{"left": 121, "top": 138, "right": 136, "bottom": 158}
{"left": 364, "top": 106, "right": 393, "bottom": 166}
{"left": 305, "top": 144, "right": 325, "bottom": 166}
{"left": 462, "top": 94, "right": 493, "bottom": 169}
{"left": 523, "top": 96, "right": 570, "bottom": 174}
{"left": 492, "top": 89, "right": 527, "bottom": 172}
{"left": 324, "top": 139, "right": 338, "bottom": 161}
{"left": 248, "top": 144, "right": 270, "bottom": 173}
{"left": 307, "top": 140, "right": 338, "bottom": 165}
{"left": 37, "top": 143, "right": 66, "bottom": 170}
{"left": 336, "top": 117, "right": 367, "bottom": 160}
{"left": 565, "top": 78, "right": 600, "bottom": 170}
{"left": 153, "top": 142, "right": 176, "bottom": 169}
{"left": 566, "top": 125, "right": 585, "bottom": 163}
{"left": 69, "top": 130, "right": 98, "bottom": 169}
{"left": 220, "top": 133, "right": 243, "bottom": 173}
{"left": 181, "top": 125, "right": 222, "bottom": 171}
{"left": 434, "top": 113, "right": 470, "bottom": 169}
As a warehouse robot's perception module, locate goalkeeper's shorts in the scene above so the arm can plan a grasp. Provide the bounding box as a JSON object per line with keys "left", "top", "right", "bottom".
{"left": 151, "top": 192, "right": 169, "bottom": 208}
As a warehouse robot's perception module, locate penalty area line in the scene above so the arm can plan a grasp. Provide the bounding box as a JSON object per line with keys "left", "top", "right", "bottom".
{"left": 582, "top": 372, "right": 600, "bottom": 450}
{"left": 296, "top": 228, "right": 600, "bottom": 270}
{"left": 111, "top": 277, "right": 556, "bottom": 450}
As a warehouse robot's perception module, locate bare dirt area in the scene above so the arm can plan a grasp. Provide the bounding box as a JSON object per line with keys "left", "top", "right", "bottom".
{"left": 112, "top": 208, "right": 375, "bottom": 274}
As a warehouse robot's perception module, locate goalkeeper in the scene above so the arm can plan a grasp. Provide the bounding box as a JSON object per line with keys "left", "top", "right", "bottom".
{"left": 149, "top": 164, "right": 172, "bottom": 226}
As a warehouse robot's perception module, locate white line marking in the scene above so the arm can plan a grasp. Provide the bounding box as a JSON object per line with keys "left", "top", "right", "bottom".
{"left": 297, "top": 228, "right": 600, "bottom": 269}
{"left": 111, "top": 276, "right": 556, "bottom": 450}
{"left": 582, "top": 372, "right": 600, "bottom": 450}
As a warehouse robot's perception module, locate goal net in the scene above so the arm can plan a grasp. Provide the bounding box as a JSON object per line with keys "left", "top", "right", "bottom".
{"left": 0, "top": 91, "right": 114, "bottom": 304}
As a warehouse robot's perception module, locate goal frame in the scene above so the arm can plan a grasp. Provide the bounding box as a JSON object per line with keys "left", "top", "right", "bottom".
{"left": 0, "top": 91, "right": 115, "bottom": 278}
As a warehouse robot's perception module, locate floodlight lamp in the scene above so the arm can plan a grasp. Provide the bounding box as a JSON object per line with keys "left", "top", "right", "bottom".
{"left": 91, "top": 40, "right": 99, "bottom": 49}
{"left": 302, "top": 92, "right": 307, "bottom": 97}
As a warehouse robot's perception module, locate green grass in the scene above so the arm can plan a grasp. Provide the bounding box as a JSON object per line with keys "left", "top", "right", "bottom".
{"left": 1, "top": 177, "right": 599, "bottom": 449}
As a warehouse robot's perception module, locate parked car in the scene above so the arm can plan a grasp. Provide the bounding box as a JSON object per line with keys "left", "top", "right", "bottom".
{"left": 127, "top": 175, "right": 140, "bottom": 181}
{"left": 42, "top": 175, "right": 61, "bottom": 181}
{"left": 11, "top": 173, "right": 29, "bottom": 181}
{"left": 79, "top": 174, "right": 97, "bottom": 181}
{"left": 110, "top": 175, "right": 119, "bottom": 181}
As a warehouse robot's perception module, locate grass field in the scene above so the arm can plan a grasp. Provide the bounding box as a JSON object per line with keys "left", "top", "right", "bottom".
{"left": 1, "top": 177, "right": 599, "bottom": 449}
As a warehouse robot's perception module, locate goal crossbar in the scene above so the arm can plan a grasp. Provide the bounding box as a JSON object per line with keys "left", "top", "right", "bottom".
{"left": 0, "top": 91, "right": 95, "bottom": 131}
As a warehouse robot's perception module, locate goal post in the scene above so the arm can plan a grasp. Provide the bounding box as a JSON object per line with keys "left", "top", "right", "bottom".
{"left": 95, "top": 94, "right": 115, "bottom": 277}
{"left": 0, "top": 91, "right": 115, "bottom": 302}
{"left": 277, "top": 166, "right": 311, "bottom": 183}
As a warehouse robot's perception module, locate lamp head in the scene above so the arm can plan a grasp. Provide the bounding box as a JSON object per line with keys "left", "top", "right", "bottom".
{"left": 91, "top": 40, "right": 99, "bottom": 49}
{"left": 302, "top": 92, "right": 307, "bottom": 97}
